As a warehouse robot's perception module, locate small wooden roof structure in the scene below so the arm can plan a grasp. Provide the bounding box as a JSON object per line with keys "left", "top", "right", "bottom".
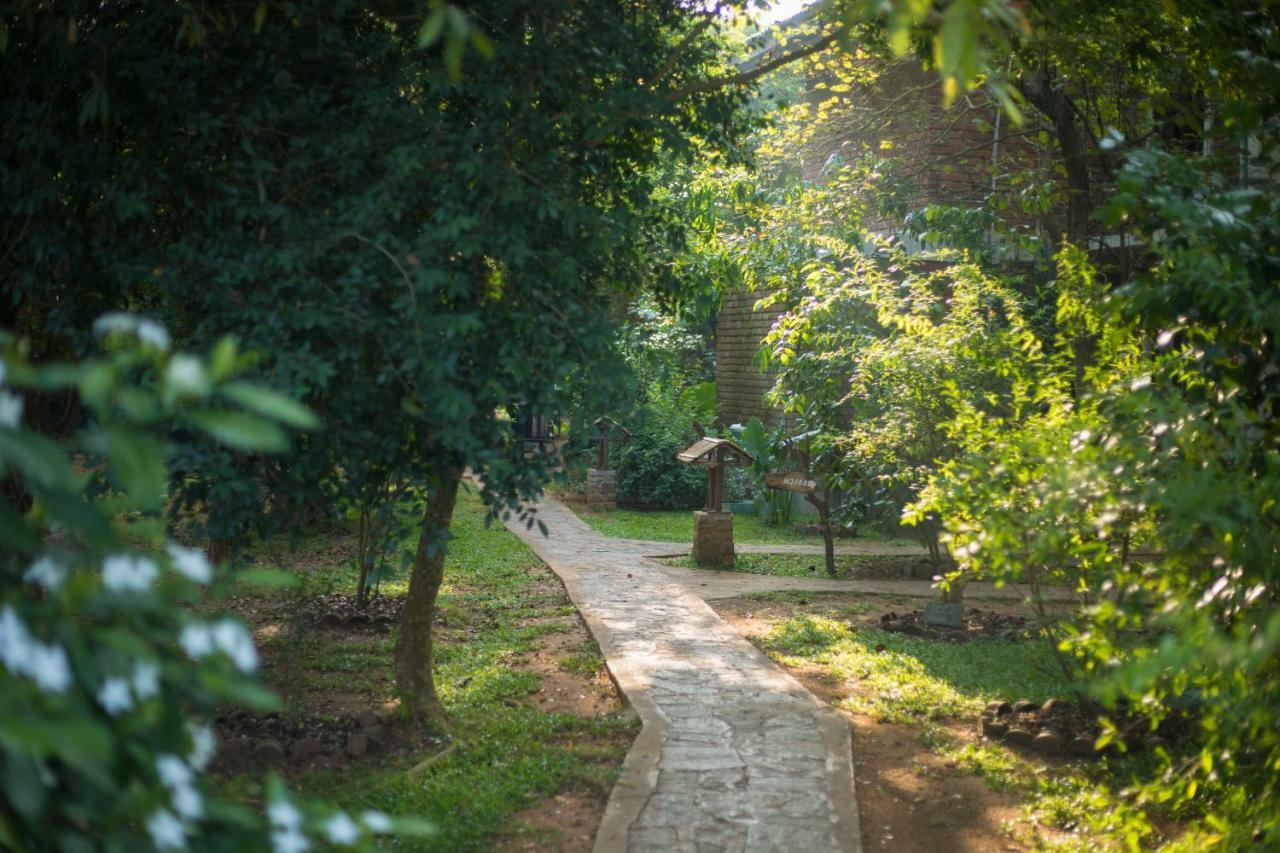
{"left": 676, "top": 437, "right": 753, "bottom": 467}
{"left": 593, "top": 415, "right": 631, "bottom": 440}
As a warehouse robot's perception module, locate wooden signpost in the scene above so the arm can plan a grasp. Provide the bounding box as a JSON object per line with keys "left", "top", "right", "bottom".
{"left": 764, "top": 471, "right": 818, "bottom": 494}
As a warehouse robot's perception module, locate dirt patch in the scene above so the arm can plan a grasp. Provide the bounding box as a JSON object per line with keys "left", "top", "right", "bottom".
{"left": 495, "top": 790, "right": 602, "bottom": 852}
{"left": 878, "top": 607, "right": 1035, "bottom": 642}
{"left": 215, "top": 558, "right": 629, "bottom": 851}
{"left": 510, "top": 622, "right": 624, "bottom": 717}
{"left": 712, "top": 593, "right": 1073, "bottom": 852}
{"left": 983, "top": 697, "right": 1193, "bottom": 760}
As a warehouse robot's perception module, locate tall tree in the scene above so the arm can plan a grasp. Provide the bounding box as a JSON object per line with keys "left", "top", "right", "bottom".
{"left": 1, "top": 0, "right": 766, "bottom": 724}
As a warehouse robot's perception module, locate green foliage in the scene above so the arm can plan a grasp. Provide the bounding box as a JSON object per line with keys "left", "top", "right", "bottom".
{"left": 2, "top": 0, "right": 755, "bottom": 551}
{"left": 0, "top": 324, "right": 426, "bottom": 850}
{"left": 760, "top": 241, "right": 1039, "bottom": 557}
{"left": 730, "top": 416, "right": 793, "bottom": 524}
{"left": 917, "top": 142, "right": 1280, "bottom": 844}
{"left": 614, "top": 403, "right": 707, "bottom": 511}
{"left": 610, "top": 296, "right": 718, "bottom": 510}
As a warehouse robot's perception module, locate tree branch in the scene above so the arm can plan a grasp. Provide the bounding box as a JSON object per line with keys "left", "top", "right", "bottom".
{"left": 665, "top": 31, "right": 839, "bottom": 100}
{"left": 649, "top": 4, "right": 724, "bottom": 89}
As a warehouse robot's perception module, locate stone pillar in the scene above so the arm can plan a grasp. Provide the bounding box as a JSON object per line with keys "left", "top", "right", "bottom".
{"left": 585, "top": 468, "right": 617, "bottom": 511}
{"left": 692, "top": 510, "right": 734, "bottom": 568}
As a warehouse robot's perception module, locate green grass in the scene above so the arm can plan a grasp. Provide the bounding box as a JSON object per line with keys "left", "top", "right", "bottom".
{"left": 664, "top": 551, "right": 921, "bottom": 579}
{"left": 558, "top": 641, "right": 606, "bottom": 677}
{"left": 570, "top": 506, "right": 824, "bottom": 545}
{"left": 761, "top": 614, "right": 1074, "bottom": 723}
{"left": 245, "top": 487, "right": 636, "bottom": 851}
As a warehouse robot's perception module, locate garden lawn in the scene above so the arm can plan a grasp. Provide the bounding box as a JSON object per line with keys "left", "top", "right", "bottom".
{"left": 228, "top": 487, "right": 637, "bottom": 851}
{"left": 663, "top": 552, "right": 925, "bottom": 580}
{"left": 571, "top": 504, "right": 914, "bottom": 547}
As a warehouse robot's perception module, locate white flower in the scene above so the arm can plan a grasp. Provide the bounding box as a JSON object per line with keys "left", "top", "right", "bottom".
{"left": 24, "top": 556, "right": 67, "bottom": 589}
{"left": 97, "top": 677, "right": 134, "bottom": 715}
{"left": 187, "top": 723, "right": 216, "bottom": 771}
{"left": 94, "top": 313, "right": 138, "bottom": 337}
{"left": 145, "top": 808, "right": 187, "bottom": 851}
{"left": 268, "top": 798, "right": 302, "bottom": 831}
{"left": 156, "top": 754, "right": 193, "bottom": 789}
{"left": 102, "top": 553, "right": 159, "bottom": 592}
{"left": 94, "top": 312, "right": 170, "bottom": 351}
{"left": 0, "top": 391, "right": 22, "bottom": 428}
{"left": 179, "top": 623, "right": 214, "bottom": 659}
{"left": 132, "top": 660, "right": 161, "bottom": 699}
{"left": 136, "top": 319, "right": 171, "bottom": 351}
{"left": 272, "top": 828, "right": 310, "bottom": 853}
{"left": 0, "top": 605, "right": 34, "bottom": 672}
{"left": 172, "top": 783, "right": 204, "bottom": 821}
{"left": 361, "top": 810, "right": 393, "bottom": 833}
{"left": 0, "top": 606, "right": 73, "bottom": 694}
{"left": 212, "top": 618, "right": 258, "bottom": 672}
{"left": 165, "top": 355, "right": 208, "bottom": 397}
{"left": 166, "top": 542, "right": 212, "bottom": 584}
{"left": 324, "top": 812, "right": 360, "bottom": 846}
{"left": 29, "top": 640, "right": 73, "bottom": 694}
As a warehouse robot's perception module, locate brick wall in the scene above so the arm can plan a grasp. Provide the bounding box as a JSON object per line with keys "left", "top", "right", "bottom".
{"left": 715, "top": 288, "right": 785, "bottom": 427}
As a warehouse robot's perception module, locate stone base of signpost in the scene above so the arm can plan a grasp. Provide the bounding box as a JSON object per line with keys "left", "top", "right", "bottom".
{"left": 586, "top": 468, "right": 617, "bottom": 511}
{"left": 692, "top": 510, "right": 734, "bottom": 568}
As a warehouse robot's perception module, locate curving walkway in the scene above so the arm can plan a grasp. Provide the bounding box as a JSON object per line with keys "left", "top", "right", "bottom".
{"left": 500, "top": 495, "right": 863, "bottom": 853}
{"left": 499, "top": 492, "right": 1072, "bottom": 852}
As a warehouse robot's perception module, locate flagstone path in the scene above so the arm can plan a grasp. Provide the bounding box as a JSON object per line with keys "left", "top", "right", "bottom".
{"left": 501, "top": 494, "right": 863, "bottom": 853}
{"left": 499, "top": 492, "right": 1071, "bottom": 852}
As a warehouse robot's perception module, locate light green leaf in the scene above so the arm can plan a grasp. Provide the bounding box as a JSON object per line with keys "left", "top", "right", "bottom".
{"left": 222, "top": 382, "right": 318, "bottom": 430}
{"left": 418, "top": 7, "right": 446, "bottom": 47}
{"left": 186, "top": 410, "right": 288, "bottom": 452}
{"left": 105, "top": 428, "right": 167, "bottom": 508}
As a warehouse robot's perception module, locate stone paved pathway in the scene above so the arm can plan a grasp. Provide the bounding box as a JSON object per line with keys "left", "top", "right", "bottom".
{"left": 500, "top": 495, "right": 863, "bottom": 853}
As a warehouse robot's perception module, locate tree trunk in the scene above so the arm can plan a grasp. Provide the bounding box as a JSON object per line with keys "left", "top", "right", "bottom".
{"left": 1017, "top": 66, "right": 1091, "bottom": 244}
{"left": 394, "top": 466, "right": 463, "bottom": 727}
{"left": 818, "top": 500, "right": 837, "bottom": 578}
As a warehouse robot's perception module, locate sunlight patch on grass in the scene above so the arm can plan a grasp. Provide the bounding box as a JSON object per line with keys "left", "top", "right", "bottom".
{"left": 761, "top": 614, "right": 1072, "bottom": 723}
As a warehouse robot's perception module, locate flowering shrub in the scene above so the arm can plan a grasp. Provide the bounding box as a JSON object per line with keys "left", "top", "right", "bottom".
{"left": 0, "top": 320, "right": 430, "bottom": 850}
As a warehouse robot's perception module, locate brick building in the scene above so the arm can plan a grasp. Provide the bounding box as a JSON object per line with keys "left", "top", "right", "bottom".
{"left": 716, "top": 12, "right": 1055, "bottom": 428}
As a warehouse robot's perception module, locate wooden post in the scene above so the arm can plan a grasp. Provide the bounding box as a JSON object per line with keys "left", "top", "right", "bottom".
{"left": 708, "top": 462, "right": 724, "bottom": 512}
{"left": 597, "top": 426, "right": 610, "bottom": 469}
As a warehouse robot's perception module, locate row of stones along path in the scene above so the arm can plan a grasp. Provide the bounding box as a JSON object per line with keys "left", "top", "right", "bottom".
{"left": 500, "top": 493, "right": 1055, "bottom": 853}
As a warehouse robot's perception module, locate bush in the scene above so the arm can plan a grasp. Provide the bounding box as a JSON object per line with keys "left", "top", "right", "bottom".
{"left": 614, "top": 402, "right": 706, "bottom": 510}
{"left": 0, "top": 320, "right": 428, "bottom": 850}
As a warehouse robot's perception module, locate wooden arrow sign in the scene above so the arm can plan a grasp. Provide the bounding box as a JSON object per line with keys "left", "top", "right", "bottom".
{"left": 764, "top": 472, "right": 818, "bottom": 494}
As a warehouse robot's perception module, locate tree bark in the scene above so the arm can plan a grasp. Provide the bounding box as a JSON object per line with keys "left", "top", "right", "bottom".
{"left": 819, "top": 501, "right": 836, "bottom": 578}
{"left": 394, "top": 465, "right": 463, "bottom": 727}
{"left": 1017, "top": 66, "right": 1091, "bottom": 244}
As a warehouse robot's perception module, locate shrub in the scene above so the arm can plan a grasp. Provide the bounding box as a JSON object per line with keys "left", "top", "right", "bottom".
{"left": 0, "top": 320, "right": 428, "bottom": 850}
{"left": 614, "top": 401, "right": 706, "bottom": 510}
